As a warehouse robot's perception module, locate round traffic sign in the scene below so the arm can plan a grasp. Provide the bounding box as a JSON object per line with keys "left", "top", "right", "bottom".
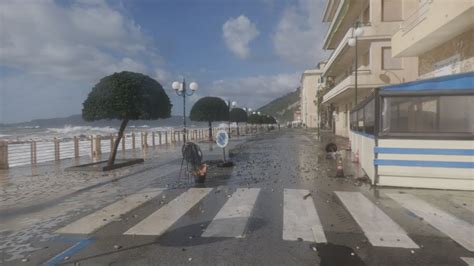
{"left": 216, "top": 130, "right": 229, "bottom": 148}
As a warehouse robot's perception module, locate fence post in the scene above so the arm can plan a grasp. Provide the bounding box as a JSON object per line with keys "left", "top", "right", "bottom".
{"left": 152, "top": 132, "right": 156, "bottom": 147}
{"left": 30, "top": 140, "right": 34, "bottom": 164}
{"left": 110, "top": 134, "right": 114, "bottom": 153}
{"left": 54, "top": 137, "right": 60, "bottom": 161}
{"left": 90, "top": 135, "right": 94, "bottom": 158}
{"left": 132, "top": 131, "right": 136, "bottom": 150}
{"left": 122, "top": 134, "right": 126, "bottom": 151}
{"left": 158, "top": 131, "right": 162, "bottom": 145}
{"left": 74, "top": 136, "right": 79, "bottom": 158}
{"left": 94, "top": 135, "right": 102, "bottom": 157}
{"left": 0, "top": 141, "right": 8, "bottom": 169}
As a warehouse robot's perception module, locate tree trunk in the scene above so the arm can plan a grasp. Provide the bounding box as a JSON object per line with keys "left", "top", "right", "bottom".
{"left": 108, "top": 119, "right": 128, "bottom": 166}
{"left": 208, "top": 120, "right": 212, "bottom": 141}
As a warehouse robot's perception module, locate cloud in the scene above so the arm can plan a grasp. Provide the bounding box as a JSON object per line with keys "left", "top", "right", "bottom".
{"left": 222, "top": 15, "right": 260, "bottom": 59}
{"left": 0, "top": 0, "right": 170, "bottom": 122}
{"left": 273, "top": 0, "right": 328, "bottom": 67}
{"left": 0, "top": 0, "right": 156, "bottom": 81}
{"left": 208, "top": 72, "right": 300, "bottom": 109}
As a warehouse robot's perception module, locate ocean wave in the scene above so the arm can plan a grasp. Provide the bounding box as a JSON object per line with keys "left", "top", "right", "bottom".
{"left": 48, "top": 125, "right": 118, "bottom": 136}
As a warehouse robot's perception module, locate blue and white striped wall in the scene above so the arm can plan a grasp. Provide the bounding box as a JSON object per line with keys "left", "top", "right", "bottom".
{"left": 375, "top": 139, "right": 474, "bottom": 191}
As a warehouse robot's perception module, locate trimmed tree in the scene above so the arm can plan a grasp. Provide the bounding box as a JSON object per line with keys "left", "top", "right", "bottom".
{"left": 82, "top": 71, "right": 172, "bottom": 166}
{"left": 190, "top": 97, "right": 229, "bottom": 140}
{"left": 230, "top": 108, "right": 248, "bottom": 136}
{"left": 248, "top": 114, "right": 263, "bottom": 124}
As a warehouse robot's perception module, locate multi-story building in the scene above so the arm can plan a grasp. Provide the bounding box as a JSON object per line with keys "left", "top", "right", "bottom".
{"left": 300, "top": 63, "right": 325, "bottom": 128}
{"left": 321, "top": 0, "right": 419, "bottom": 137}
{"left": 391, "top": 0, "right": 473, "bottom": 78}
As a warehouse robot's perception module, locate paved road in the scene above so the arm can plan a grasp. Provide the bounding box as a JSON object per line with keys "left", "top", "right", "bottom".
{"left": 1, "top": 129, "right": 473, "bottom": 265}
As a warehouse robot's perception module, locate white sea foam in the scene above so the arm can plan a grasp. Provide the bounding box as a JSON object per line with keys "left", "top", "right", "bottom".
{"left": 47, "top": 125, "right": 117, "bottom": 137}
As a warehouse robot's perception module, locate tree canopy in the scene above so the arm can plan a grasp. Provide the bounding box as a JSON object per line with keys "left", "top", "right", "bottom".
{"left": 82, "top": 71, "right": 171, "bottom": 166}
{"left": 190, "top": 97, "right": 229, "bottom": 123}
{"left": 248, "top": 114, "right": 263, "bottom": 124}
{"left": 82, "top": 71, "right": 172, "bottom": 121}
{"left": 230, "top": 108, "right": 248, "bottom": 123}
{"left": 263, "top": 115, "right": 277, "bottom": 124}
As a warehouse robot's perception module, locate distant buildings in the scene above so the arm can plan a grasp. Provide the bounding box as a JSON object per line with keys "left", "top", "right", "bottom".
{"left": 299, "top": 62, "right": 325, "bottom": 128}
{"left": 300, "top": 0, "right": 473, "bottom": 138}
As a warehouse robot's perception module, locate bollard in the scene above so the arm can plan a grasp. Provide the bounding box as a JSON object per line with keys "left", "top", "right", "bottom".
{"left": 74, "top": 136, "right": 79, "bottom": 158}
{"left": 0, "top": 140, "right": 8, "bottom": 169}
{"left": 178, "top": 132, "right": 181, "bottom": 143}
{"left": 352, "top": 150, "right": 360, "bottom": 164}
{"left": 165, "top": 131, "right": 168, "bottom": 144}
{"left": 158, "top": 131, "right": 162, "bottom": 145}
{"left": 110, "top": 134, "right": 114, "bottom": 153}
{"left": 336, "top": 158, "right": 345, "bottom": 177}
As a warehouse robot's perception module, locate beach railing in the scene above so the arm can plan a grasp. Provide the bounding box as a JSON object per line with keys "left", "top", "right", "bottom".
{"left": 0, "top": 125, "right": 252, "bottom": 169}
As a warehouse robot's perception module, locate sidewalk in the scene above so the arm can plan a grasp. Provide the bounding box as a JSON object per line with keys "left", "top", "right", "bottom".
{"left": 0, "top": 136, "right": 247, "bottom": 213}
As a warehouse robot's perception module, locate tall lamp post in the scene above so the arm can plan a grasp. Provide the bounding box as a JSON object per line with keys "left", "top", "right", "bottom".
{"left": 172, "top": 78, "right": 198, "bottom": 143}
{"left": 348, "top": 22, "right": 364, "bottom": 106}
{"left": 227, "top": 100, "right": 236, "bottom": 139}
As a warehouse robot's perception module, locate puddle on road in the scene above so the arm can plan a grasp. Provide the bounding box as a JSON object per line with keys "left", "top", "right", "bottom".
{"left": 312, "top": 243, "right": 366, "bottom": 266}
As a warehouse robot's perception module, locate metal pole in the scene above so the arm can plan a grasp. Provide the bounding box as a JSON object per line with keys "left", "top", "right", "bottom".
{"left": 354, "top": 35, "right": 358, "bottom": 106}
{"left": 183, "top": 78, "right": 187, "bottom": 144}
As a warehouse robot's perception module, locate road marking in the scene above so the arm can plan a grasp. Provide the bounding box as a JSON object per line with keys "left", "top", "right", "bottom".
{"left": 56, "top": 187, "right": 165, "bottom": 234}
{"left": 461, "top": 257, "right": 474, "bottom": 266}
{"left": 282, "top": 189, "right": 327, "bottom": 242}
{"left": 201, "top": 188, "right": 260, "bottom": 238}
{"left": 336, "top": 191, "right": 418, "bottom": 248}
{"left": 387, "top": 193, "right": 474, "bottom": 252}
{"left": 44, "top": 237, "right": 94, "bottom": 266}
{"left": 124, "top": 188, "right": 212, "bottom": 236}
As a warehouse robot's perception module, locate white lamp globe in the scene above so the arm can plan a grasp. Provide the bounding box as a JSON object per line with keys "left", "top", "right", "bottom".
{"left": 172, "top": 81, "right": 181, "bottom": 91}
{"left": 232, "top": 101, "right": 237, "bottom": 107}
{"left": 348, "top": 38, "right": 356, "bottom": 47}
{"left": 248, "top": 108, "right": 252, "bottom": 112}
{"left": 252, "top": 112, "right": 256, "bottom": 114}
{"left": 257, "top": 111, "right": 261, "bottom": 115}
{"left": 189, "top": 82, "right": 198, "bottom": 91}
{"left": 355, "top": 27, "right": 364, "bottom": 37}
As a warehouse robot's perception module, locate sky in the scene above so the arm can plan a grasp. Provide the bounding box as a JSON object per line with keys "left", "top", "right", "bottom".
{"left": 0, "top": 0, "right": 328, "bottom": 123}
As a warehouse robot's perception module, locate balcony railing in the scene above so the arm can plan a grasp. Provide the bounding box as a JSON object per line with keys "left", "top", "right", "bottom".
{"left": 401, "top": 0, "right": 433, "bottom": 34}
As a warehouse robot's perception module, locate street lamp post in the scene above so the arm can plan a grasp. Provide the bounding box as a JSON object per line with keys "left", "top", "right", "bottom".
{"left": 172, "top": 78, "right": 198, "bottom": 143}
{"left": 227, "top": 100, "right": 236, "bottom": 139}
{"left": 348, "top": 22, "right": 364, "bottom": 107}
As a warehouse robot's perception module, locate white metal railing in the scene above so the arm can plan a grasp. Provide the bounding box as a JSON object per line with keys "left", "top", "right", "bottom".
{"left": 1, "top": 126, "right": 255, "bottom": 168}
{"left": 401, "top": 0, "right": 433, "bottom": 34}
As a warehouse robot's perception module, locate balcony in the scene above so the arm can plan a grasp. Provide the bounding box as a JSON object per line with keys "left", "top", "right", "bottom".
{"left": 322, "top": 68, "right": 371, "bottom": 104}
{"left": 323, "top": 25, "right": 390, "bottom": 78}
{"left": 392, "top": 0, "right": 474, "bottom": 57}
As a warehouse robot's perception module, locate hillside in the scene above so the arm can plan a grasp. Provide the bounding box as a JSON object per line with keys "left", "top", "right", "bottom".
{"left": 257, "top": 88, "right": 300, "bottom": 123}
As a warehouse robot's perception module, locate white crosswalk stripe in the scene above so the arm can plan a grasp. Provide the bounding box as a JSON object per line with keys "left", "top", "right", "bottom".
{"left": 336, "top": 191, "right": 419, "bottom": 248}
{"left": 387, "top": 193, "right": 474, "bottom": 252}
{"left": 283, "top": 189, "right": 326, "bottom": 242}
{"left": 202, "top": 188, "right": 260, "bottom": 238}
{"left": 124, "top": 188, "right": 213, "bottom": 236}
{"left": 461, "top": 257, "right": 474, "bottom": 266}
{"left": 56, "top": 187, "right": 165, "bottom": 234}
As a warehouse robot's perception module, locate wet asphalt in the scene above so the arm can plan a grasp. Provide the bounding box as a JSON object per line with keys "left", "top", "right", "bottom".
{"left": 2, "top": 129, "right": 473, "bottom": 265}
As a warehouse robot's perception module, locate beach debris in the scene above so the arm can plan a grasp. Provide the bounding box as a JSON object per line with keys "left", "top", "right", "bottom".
{"left": 297, "top": 237, "right": 303, "bottom": 242}
{"left": 64, "top": 256, "right": 70, "bottom": 260}
{"left": 21, "top": 258, "right": 29, "bottom": 262}
{"left": 312, "top": 246, "right": 317, "bottom": 252}
{"left": 114, "top": 244, "right": 122, "bottom": 249}
{"left": 303, "top": 193, "right": 311, "bottom": 200}
{"left": 410, "top": 250, "right": 415, "bottom": 254}
{"left": 188, "top": 257, "right": 193, "bottom": 262}
{"left": 351, "top": 252, "right": 355, "bottom": 256}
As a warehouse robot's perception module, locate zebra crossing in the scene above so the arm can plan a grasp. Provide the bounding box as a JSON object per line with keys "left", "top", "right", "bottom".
{"left": 55, "top": 187, "right": 474, "bottom": 253}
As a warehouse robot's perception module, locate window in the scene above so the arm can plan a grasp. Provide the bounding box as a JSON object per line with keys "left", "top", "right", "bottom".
{"left": 357, "top": 108, "right": 364, "bottom": 131}
{"left": 382, "top": 0, "right": 402, "bottom": 21}
{"left": 381, "top": 95, "right": 474, "bottom": 135}
{"left": 364, "top": 99, "right": 375, "bottom": 134}
{"left": 382, "top": 47, "right": 401, "bottom": 70}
